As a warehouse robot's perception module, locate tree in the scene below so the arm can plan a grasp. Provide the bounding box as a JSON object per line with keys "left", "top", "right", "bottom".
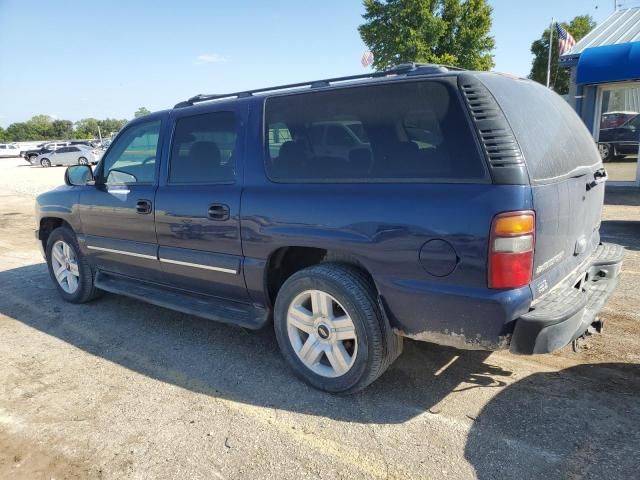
{"left": 358, "top": 0, "right": 495, "bottom": 71}
{"left": 134, "top": 107, "right": 151, "bottom": 118}
{"left": 29, "top": 114, "right": 54, "bottom": 139}
{"left": 528, "top": 15, "right": 596, "bottom": 94}
{"left": 1, "top": 115, "right": 129, "bottom": 142}
{"left": 74, "top": 118, "right": 100, "bottom": 139}
{"left": 98, "top": 118, "right": 127, "bottom": 136}
{"left": 6, "top": 122, "right": 36, "bottom": 141}
{"left": 50, "top": 119, "right": 74, "bottom": 139}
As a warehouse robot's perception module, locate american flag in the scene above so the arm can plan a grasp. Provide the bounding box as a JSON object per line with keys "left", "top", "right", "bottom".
{"left": 556, "top": 23, "right": 576, "bottom": 55}
{"left": 361, "top": 50, "right": 374, "bottom": 68}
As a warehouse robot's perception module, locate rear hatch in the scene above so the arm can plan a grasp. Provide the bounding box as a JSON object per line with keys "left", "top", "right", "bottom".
{"left": 478, "top": 74, "right": 605, "bottom": 299}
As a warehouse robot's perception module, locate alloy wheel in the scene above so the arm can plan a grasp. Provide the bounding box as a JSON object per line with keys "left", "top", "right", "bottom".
{"left": 51, "top": 240, "right": 80, "bottom": 294}
{"left": 286, "top": 289, "right": 358, "bottom": 378}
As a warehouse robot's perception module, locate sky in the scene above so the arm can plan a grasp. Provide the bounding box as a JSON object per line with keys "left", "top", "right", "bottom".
{"left": 0, "top": 0, "right": 634, "bottom": 127}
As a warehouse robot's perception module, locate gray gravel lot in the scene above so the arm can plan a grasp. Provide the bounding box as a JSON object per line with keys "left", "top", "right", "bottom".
{"left": 0, "top": 157, "right": 639, "bottom": 479}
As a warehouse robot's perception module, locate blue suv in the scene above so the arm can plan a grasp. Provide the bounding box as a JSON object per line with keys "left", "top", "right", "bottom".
{"left": 35, "top": 64, "right": 623, "bottom": 393}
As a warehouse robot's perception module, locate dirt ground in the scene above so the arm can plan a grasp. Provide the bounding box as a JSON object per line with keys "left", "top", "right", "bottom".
{"left": 0, "top": 157, "right": 638, "bottom": 479}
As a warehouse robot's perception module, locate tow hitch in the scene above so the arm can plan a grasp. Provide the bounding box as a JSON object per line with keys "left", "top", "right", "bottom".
{"left": 572, "top": 318, "right": 605, "bottom": 352}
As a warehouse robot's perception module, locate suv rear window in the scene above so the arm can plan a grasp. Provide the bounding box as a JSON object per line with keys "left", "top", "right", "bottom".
{"left": 477, "top": 73, "right": 602, "bottom": 184}
{"left": 265, "top": 79, "right": 485, "bottom": 182}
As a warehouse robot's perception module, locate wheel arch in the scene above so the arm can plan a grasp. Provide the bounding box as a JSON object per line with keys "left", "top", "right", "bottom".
{"left": 38, "top": 217, "right": 73, "bottom": 251}
{"left": 264, "top": 246, "right": 379, "bottom": 309}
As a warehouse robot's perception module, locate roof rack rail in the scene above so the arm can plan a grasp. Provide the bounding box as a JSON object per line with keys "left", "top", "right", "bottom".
{"left": 173, "top": 63, "right": 456, "bottom": 108}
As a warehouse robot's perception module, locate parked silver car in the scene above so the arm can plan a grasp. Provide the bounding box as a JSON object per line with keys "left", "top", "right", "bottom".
{"left": 34, "top": 145, "right": 99, "bottom": 167}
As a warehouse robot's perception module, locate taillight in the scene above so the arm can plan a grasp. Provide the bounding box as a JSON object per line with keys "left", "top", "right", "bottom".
{"left": 488, "top": 211, "right": 535, "bottom": 289}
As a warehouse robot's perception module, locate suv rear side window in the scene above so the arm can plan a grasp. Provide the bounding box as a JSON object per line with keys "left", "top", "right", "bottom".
{"left": 265, "top": 80, "right": 485, "bottom": 182}
{"left": 169, "top": 111, "right": 237, "bottom": 184}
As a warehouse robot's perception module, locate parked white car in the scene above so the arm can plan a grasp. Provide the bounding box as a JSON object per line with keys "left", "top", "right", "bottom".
{"left": 0, "top": 143, "right": 22, "bottom": 158}
{"left": 34, "top": 146, "right": 99, "bottom": 167}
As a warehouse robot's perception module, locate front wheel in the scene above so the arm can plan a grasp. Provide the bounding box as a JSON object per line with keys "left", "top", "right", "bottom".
{"left": 40, "top": 158, "right": 51, "bottom": 167}
{"left": 46, "top": 226, "right": 103, "bottom": 303}
{"left": 274, "top": 263, "right": 402, "bottom": 394}
{"left": 78, "top": 157, "right": 88, "bottom": 165}
{"left": 598, "top": 143, "right": 614, "bottom": 162}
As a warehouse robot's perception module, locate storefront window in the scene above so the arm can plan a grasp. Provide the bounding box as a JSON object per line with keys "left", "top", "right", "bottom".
{"left": 596, "top": 84, "right": 640, "bottom": 182}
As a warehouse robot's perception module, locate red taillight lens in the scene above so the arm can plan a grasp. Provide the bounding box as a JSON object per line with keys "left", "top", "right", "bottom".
{"left": 488, "top": 211, "right": 535, "bottom": 289}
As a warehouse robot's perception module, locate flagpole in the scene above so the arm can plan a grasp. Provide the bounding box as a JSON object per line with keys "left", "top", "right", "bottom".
{"left": 546, "top": 17, "right": 554, "bottom": 88}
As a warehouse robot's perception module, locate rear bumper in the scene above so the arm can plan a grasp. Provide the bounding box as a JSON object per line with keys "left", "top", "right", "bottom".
{"left": 510, "top": 242, "right": 624, "bottom": 354}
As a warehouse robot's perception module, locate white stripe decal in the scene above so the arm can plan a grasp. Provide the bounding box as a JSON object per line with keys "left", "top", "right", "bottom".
{"left": 87, "top": 245, "right": 157, "bottom": 260}
{"left": 159, "top": 257, "right": 237, "bottom": 274}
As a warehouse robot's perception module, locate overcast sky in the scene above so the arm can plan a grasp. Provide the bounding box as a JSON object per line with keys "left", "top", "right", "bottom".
{"left": 0, "top": 0, "right": 631, "bottom": 127}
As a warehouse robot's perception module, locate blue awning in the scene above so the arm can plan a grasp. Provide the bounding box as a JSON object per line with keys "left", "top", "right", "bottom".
{"left": 577, "top": 42, "right": 640, "bottom": 85}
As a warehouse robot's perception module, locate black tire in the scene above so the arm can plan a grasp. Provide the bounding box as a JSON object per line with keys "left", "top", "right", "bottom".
{"left": 78, "top": 157, "right": 88, "bottom": 165}
{"left": 274, "top": 263, "right": 403, "bottom": 394}
{"left": 45, "top": 226, "right": 103, "bottom": 303}
{"left": 40, "top": 158, "right": 51, "bottom": 167}
{"left": 599, "top": 143, "right": 614, "bottom": 162}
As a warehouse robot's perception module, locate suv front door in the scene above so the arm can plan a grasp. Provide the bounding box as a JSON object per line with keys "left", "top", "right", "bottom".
{"left": 78, "top": 116, "right": 165, "bottom": 283}
{"left": 154, "top": 107, "right": 250, "bottom": 302}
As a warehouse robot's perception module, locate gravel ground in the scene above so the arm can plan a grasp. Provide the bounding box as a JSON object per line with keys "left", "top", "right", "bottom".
{"left": 0, "top": 156, "right": 639, "bottom": 479}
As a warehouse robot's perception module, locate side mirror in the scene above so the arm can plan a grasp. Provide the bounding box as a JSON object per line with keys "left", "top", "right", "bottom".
{"left": 65, "top": 165, "right": 94, "bottom": 186}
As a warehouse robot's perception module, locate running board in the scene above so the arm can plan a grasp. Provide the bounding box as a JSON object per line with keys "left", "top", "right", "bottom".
{"left": 95, "top": 272, "right": 268, "bottom": 330}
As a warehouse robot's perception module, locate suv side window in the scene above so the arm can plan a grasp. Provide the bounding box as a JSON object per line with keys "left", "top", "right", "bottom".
{"left": 169, "top": 111, "right": 238, "bottom": 184}
{"left": 101, "top": 120, "right": 161, "bottom": 185}
{"left": 265, "top": 80, "right": 485, "bottom": 182}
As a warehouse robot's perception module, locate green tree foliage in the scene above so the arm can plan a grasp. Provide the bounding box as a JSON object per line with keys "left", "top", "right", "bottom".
{"left": 99, "top": 118, "right": 128, "bottom": 135}
{"left": 358, "top": 0, "right": 495, "bottom": 71}
{"left": 74, "top": 118, "right": 100, "bottom": 138}
{"left": 134, "top": 107, "right": 151, "bottom": 118}
{"left": 1, "top": 115, "right": 128, "bottom": 142}
{"left": 50, "top": 119, "right": 74, "bottom": 139}
{"left": 528, "top": 15, "right": 596, "bottom": 94}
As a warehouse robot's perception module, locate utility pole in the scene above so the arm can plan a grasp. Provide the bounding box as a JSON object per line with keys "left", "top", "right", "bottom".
{"left": 546, "top": 17, "right": 554, "bottom": 88}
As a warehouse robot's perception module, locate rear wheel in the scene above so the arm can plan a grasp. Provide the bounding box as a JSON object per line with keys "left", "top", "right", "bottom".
{"left": 78, "top": 157, "right": 88, "bottom": 165}
{"left": 274, "top": 263, "right": 402, "bottom": 394}
{"left": 40, "top": 158, "right": 51, "bottom": 167}
{"left": 46, "top": 226, "right": 103, "bottom": 303}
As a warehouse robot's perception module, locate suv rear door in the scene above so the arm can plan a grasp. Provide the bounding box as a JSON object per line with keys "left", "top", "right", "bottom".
{"left": 78, "top": 116, "right": 165, "bottom": 283}
{"left": 476, "top": 74, "right": 606, "bottom": 299}
{"left": 154, "top": 106, "right": 250, "bottom": 302}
